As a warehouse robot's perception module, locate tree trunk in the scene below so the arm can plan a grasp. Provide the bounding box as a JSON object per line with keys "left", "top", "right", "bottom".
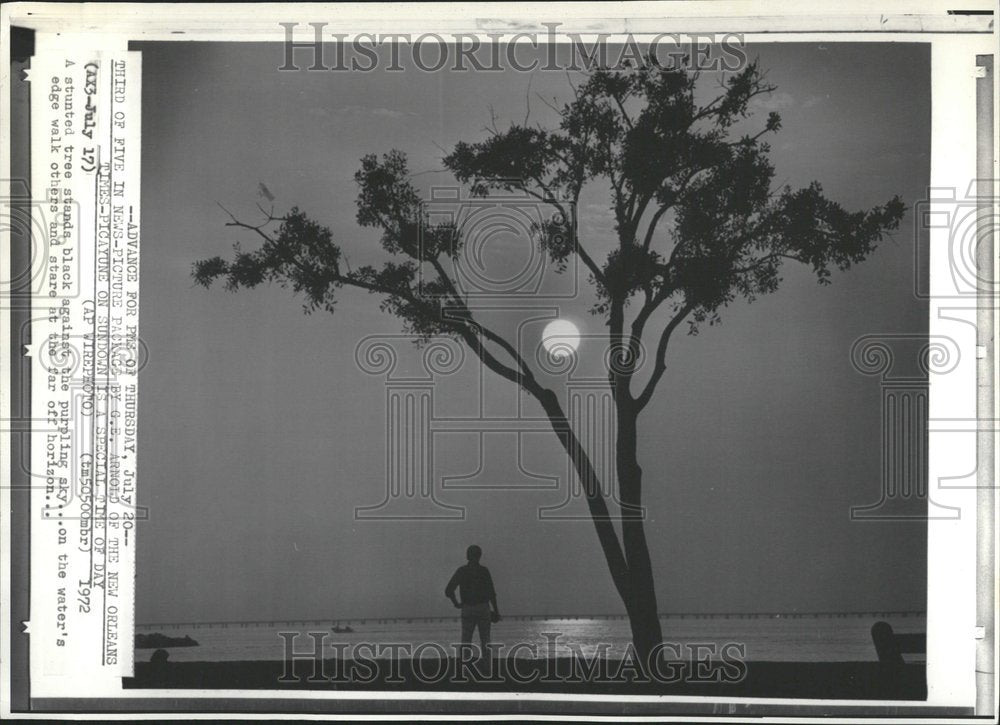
{"left": 538, "top": 390, "right": 633, "bottom": 607}
{"left": 539, "top": 388, "right": 662, "bottom": 665}
{"left": 617, "top": 407, "right": 663, "bottom": 664}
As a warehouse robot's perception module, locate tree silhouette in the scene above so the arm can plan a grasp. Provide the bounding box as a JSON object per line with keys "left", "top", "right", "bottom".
{"left": 193, "top": 59, "right": 904, "bottom": 664}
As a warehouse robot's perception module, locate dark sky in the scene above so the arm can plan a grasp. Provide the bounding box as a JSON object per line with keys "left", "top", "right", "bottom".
{"left": 135, "top": 41, "right": 930, "bottom": 624}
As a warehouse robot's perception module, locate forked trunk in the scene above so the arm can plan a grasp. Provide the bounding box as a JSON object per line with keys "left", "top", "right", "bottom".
{"left": 617, "top": 411, "right": 663, "bottom": 665}
{"left": 540, "top": 389, "right": 663, "bottom": 666}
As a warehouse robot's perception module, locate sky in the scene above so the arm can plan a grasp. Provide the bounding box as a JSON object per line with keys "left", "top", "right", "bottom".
{"left": 134, "top": 41, "right": 930, "bottom": 624}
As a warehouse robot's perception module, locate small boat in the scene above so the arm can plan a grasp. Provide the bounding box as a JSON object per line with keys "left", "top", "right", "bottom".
{"left": 331, "top": 624, "right": 354, "bottom": 633}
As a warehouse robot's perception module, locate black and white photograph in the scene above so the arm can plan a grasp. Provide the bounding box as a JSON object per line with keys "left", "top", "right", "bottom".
{"left": 2, "top": 2, "right": 997, "bottom": 721}
{"left": 130, "top": 36, "right": 933, "bottom": 697}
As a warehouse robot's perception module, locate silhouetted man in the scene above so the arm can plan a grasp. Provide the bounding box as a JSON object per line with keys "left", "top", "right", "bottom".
{"left": 445, "top": 544, "right": 500, "bottom": 653}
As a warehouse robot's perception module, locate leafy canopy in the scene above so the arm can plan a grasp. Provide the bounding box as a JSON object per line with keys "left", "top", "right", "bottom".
{"left": 194, "top": 57, "right": 904, "bottom": 408}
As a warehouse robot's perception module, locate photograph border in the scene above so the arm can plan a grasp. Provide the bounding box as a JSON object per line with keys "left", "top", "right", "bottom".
{"left": 2, "top": 1, "right": 996, "bottom": 719}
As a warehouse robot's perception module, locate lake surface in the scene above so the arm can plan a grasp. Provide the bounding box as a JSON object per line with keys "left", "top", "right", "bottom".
{"left": 136, "top": 613, "right": 925, "bottom": 663}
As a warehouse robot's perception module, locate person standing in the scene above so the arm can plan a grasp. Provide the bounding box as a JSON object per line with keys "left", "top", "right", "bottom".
{"left": 445, "top": 545, "right": 501, "bottom": 654}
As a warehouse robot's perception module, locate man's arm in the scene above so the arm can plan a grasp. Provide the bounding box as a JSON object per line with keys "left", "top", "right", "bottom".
{"left": 445, "top": 568, "right": 461, "bottom": 608}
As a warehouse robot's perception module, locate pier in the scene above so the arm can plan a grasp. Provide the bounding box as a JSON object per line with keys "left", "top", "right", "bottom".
{"left": 135, "top": 610, "right": 926, "bottom": 631}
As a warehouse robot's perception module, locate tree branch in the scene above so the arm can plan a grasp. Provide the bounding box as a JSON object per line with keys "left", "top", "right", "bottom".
{"left": 451, "top": 318, "right": 631, "bottom": 598}
{"left": 634, "top": 302, "right": 695, "bottom": 412}
{"left": 514, "top": 179, "right": 606, "bottom": 288}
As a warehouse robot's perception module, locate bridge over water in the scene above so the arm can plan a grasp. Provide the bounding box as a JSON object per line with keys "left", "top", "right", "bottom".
{"left": 137, "top": 610, "right": 926, "bottom": 630}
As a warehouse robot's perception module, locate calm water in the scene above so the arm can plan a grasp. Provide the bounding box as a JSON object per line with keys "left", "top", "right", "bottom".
{"left": 136, "top": 614, "right": 925, "bottom": 663}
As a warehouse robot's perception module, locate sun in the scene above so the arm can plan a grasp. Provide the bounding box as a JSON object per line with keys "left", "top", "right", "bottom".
{"left": 542, "top": 319, "right": 581, "bottom": 359}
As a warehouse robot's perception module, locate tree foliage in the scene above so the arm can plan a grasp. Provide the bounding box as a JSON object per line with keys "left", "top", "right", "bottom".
{"left": 194, "top": 56, "right": 905, "bottom": 410}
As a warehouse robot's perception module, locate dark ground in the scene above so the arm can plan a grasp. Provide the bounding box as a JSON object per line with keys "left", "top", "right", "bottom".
{"left": 124, "top": 657, "right": 926, "bottom": 700}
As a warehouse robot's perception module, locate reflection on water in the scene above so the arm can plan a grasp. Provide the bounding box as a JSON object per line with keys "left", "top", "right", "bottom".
{"left": 135, "top": 614, "right": 926, "bottom": 663}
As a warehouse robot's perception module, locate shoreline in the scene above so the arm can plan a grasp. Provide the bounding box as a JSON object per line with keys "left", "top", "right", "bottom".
{"left": 125, "top": 658, "right": 926, "bottom": 699}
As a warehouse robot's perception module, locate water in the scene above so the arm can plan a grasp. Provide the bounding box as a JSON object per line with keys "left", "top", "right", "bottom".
{"left": 136, "top": 614, "right": 925, "bottom": 663}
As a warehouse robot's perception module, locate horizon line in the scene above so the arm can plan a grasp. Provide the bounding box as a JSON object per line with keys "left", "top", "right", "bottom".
{"left": 136, "top": 609, "right": 928, "bottom": 628}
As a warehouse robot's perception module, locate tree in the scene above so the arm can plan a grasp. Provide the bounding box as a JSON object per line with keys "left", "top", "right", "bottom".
{"left": 193, "top": 59, "right": 905, "bottom": 664}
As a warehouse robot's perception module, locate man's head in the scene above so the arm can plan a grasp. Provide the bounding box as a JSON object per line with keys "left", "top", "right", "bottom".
{"left": 466, "top": 544, "right": 482, "bottom": 563}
